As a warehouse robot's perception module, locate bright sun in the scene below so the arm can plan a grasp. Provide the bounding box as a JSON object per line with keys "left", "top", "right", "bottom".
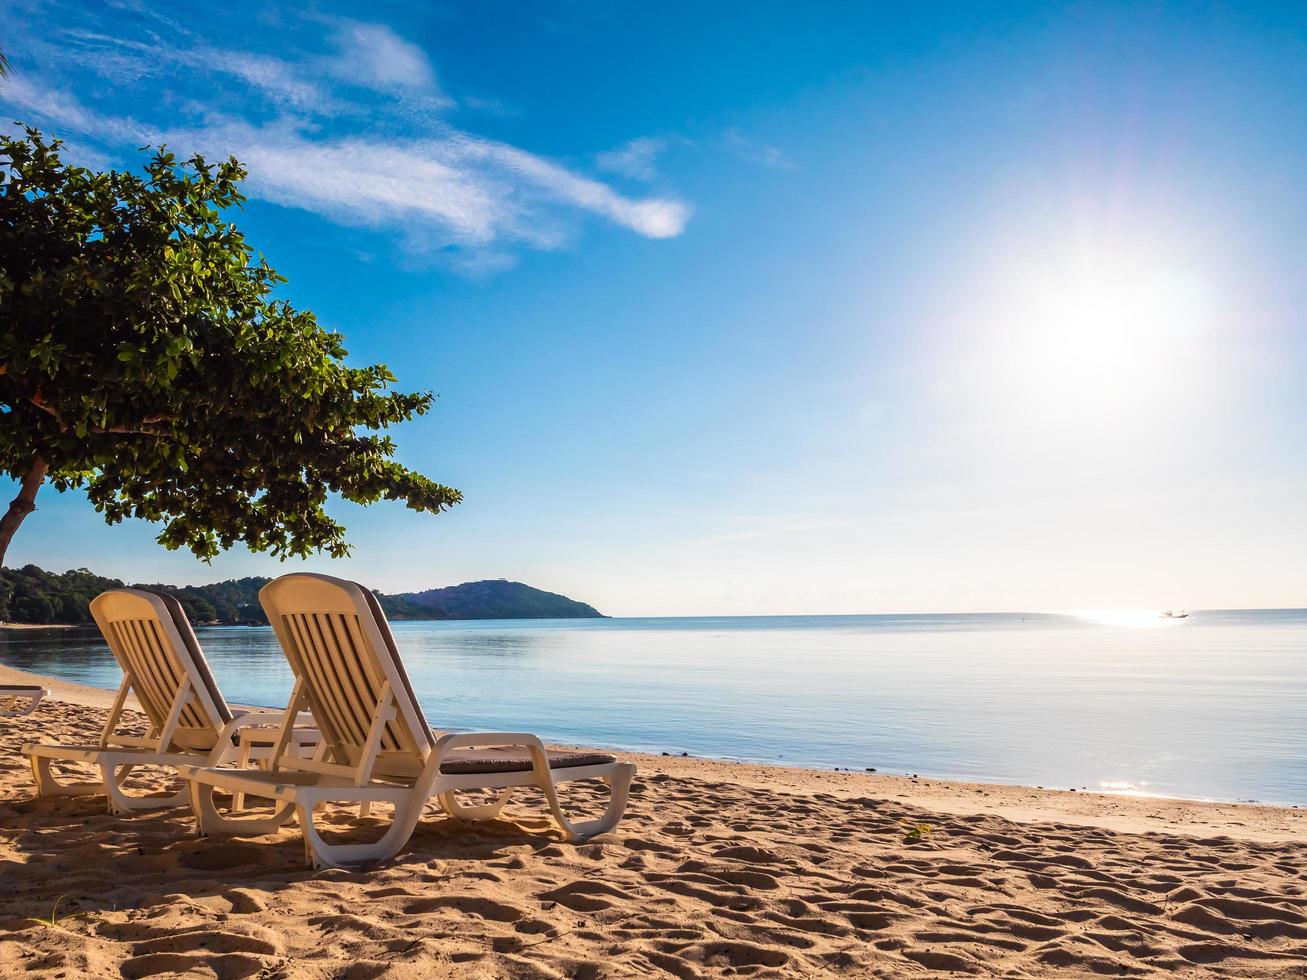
{"left": 983, "top": 241, "right": 1215, "bottom": 426}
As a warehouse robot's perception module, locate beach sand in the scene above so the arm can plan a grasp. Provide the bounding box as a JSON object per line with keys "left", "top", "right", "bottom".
{"left": 3, "top": 670, "right": 1307, "bottom": 976}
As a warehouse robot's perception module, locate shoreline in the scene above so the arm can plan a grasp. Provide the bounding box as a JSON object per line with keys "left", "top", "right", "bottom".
{"left": 0, "top": 622, "right": 86, "bottom": 630}
{"left": 8, "top": 673, "right": 1307, "bottom": 974}
{"left": 4, "top": 659, "right": 1304, "bottom": 845}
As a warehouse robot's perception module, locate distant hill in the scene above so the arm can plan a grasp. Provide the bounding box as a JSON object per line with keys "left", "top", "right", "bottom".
{"left": 0, "top": 565, "right": 603, "bottom": 626}
{"left": 389, "top": 580, "right": 604, "bottom": 620}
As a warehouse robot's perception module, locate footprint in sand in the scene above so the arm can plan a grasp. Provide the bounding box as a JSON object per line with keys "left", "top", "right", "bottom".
{"left": 119, "top": 950, "right": 270, "bottom": 979}
{"left": 539, "top": 878, "right": 636, "bottom": 912}
{"left": 401, "top": 895, "right": 526, "bottom": 922}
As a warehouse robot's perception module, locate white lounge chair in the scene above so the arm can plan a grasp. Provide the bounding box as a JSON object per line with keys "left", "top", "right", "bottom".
{"left": 181, "top": 572, "right": 635, "bottom": 869}
{"left": 25, "top": 588, "right": 317, "bottom": 815}
{"left": 0, "top": 685, "right": 45, "bottom": 717}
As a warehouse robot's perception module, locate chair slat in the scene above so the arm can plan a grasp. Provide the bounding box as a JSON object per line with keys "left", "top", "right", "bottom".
{"left": 116, "top": 620, "right": 169, "bottom": 726}
{"left": 324, "top": 612, "right": 392, "bottom": 749}
{"left": 312, "top": 612, "right": 373, "bottom": 743}
{"left": 145, "top": 619, "right": 206, "bottom": 731}
{"left": 341, "top": 613, "right": 406, "bottom": 752}
{"left": 285, "top": 612, "right": 355, "bottom": 756}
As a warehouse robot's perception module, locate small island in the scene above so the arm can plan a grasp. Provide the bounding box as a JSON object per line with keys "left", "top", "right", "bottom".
{"left": 0, "top": 565, "right": 604, "bottom": 626}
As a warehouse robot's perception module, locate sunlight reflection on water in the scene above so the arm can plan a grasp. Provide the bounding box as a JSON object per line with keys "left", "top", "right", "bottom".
{"left": 1070, "top": 609, "right": 1188, "bottom": 630}
{"left": 2, "top": 609, "right": 1305, "bottom": 804}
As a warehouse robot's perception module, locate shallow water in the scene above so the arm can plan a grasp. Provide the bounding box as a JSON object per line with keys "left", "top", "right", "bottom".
{"left": 4, "top": 609, "right": 1305, "bottom": 804}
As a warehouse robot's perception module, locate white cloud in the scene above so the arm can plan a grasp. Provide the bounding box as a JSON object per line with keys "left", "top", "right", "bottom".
{"left": 330, "top": 20, "right": 442, "bottom": 97}
{"left": 0, "top": 75, "right": 151, "bottom": 144}
{"left": 2, "top": 80, "right": 690, "bottom": 248}
{"left": 596, "top": 136, "right": 665, "bottom": 182}
{"left": 0, "top": 13, "right": 691, "bottom": 262}
{"left": 61, "top": 31, "right": 333, "bottom": 113}
{"left": 196, "top": 49, "right": 327, "bottom": 111}
{"left": 216, "top": 125, "right": 691, "bottom": 244}
{"left": 479, "top": 141, "right": 690, "bottom": 239}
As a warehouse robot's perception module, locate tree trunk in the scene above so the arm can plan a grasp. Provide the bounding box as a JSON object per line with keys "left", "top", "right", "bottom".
{"left": 0, "top": 456, "right": 48, "bottom": 568}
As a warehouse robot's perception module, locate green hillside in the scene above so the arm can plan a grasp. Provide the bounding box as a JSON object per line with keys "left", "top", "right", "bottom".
{"left": 0, "top": 566, "right": 603, "bottom": 626}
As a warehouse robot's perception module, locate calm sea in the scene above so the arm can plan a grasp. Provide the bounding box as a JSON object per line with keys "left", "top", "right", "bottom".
{"left": 3, "top": 610, "right": 1305, "bottom": 805}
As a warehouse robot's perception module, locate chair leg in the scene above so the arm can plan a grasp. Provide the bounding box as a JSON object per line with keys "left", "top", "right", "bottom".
{"left": 188, "top": 780, "right": 296, "bottom": 837}
{"left": 538, "top": 764, "right": 636, "bottom": 842}
{"left": 232, "top": 739, "right": 253, "bottom": 812}
{"left": 100, "top": 759, "right": 189, "bottom": 816}
{"left": 436, "top": 787, "right": 514, "bottom": 822}
{"left": 29, "top": 754, "right": 103, "bottom": 798}
{"left": 0, "top": 692, "right": 40, "bottom": 717}
{"left": 297, "top": 794, "right": 426, "bottom": 870}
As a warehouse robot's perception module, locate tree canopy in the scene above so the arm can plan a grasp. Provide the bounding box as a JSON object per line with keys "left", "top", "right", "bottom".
{"left": 0, "top": 128, "right": 460, "bottom": 565}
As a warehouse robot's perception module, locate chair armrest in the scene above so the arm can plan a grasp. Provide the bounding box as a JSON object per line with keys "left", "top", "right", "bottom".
{"left": 207, "top": 710, "right": 319, "bottom": 765}
{"left": 428, "top": 731, "right": 552, "bottom": 782}
{"left": 230, "top": 708, "right": 314, "bottom": 727}
{"left": 433, "top": 732, "right": 546, "bottom": 752}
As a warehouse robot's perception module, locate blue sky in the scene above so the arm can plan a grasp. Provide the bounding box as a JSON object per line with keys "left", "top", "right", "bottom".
{"left": 3, "top": 1, "right": 1306, "bottom": 614}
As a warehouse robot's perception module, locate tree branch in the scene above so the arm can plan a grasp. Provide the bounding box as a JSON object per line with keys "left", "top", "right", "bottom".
{"left": 99, "top": 422, "right": 172, "bottom": 435}
{"left": 28, "top": 393, "right": 67, "bottom": 430}
{"left": 0, "top": 456, "right": 48, "bottom": 566}
{"left": 27, "top": 393, "right": 171, "bottom": 435}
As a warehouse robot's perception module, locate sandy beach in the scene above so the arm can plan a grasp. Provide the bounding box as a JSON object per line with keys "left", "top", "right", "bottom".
{"left": 0, "top": 624, "right": 82, "bottom": 631}
{"left": 3, "top": 667, "right": 1307, "bottom": 977}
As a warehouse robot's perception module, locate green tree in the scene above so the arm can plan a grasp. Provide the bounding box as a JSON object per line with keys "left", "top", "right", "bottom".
{"left": 10, "top": 578, "right": 55, "bottom": 622}
{"left": 0, "top": 129, "right": 460, "bottom": 566}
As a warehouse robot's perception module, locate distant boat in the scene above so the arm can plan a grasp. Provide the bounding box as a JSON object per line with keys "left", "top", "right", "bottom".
{"left": 1160, "top": 610, "right": 1189, "bottom": 619}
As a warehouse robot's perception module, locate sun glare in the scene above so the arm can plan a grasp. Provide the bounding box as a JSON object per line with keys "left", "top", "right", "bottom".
{"left": 1015, "top": 261, "right": 1207, "bottom": 384}
{"left": 973, "top": 235, "right": 1218, "bottom": 434}
{"left": 1073, "top": 609, "right": 1186, "bottom": 629}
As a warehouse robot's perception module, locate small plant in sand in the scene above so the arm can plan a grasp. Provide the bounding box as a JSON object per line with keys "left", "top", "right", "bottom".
{"left": 903, "top": 822, "right": 934, "bottom": 842}
{"left": 28, "top": 895, "right": 74, "bottom": 930}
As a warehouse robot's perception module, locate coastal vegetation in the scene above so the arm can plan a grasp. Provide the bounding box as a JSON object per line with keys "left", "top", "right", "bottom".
{"left": 0, "top": 564, "right": 603, "bottom": 625}
{"left": 0, "top": 130, "right": 458, "bottom": 568}
{"left": 394, "top": 579, "right": 605, "bottom": 620}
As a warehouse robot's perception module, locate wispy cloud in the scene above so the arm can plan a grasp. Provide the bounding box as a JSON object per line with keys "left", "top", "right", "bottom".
{"left": 326, "top": 20, "right": 445, "bottom": 99}
{"left": 0, "top": 5, "right": 692, "bottom": 266}
{"left": 487, "top": 141, "right": 689, "bottom": 238}
{"left": 724, "top": 128, "right": 795, "bottom": 170}
{"left": 197, "top": 48, "right": 328, "bottom": 112}
{"left": 2, "top": 80, "right": 691, "bottom": 251}
{"left": 1, "top": 75, "right": 151, "bottom": 144}
{"left": 60, "top": 30, "right": 337, "bottom": 114}
{"left": 461, "top": 94, "right": 519, "bottom": 118}
{"left": 597, "top": 136, "right": 666, "bottom": 182}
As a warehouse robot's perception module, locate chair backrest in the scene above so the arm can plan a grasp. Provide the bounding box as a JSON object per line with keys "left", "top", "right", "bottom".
{"left": 89, "top": 588, "right": 233, "bottom": 751}
{"left": 260, "top": 573, "right": 434, "bottom": 781}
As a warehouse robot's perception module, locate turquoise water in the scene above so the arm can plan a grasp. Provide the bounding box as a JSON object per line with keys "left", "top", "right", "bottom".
{"left": 3, "top": 609, "right": 1305, "bottom": 804}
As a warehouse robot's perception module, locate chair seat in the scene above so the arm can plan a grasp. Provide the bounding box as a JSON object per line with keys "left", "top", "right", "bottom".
{"left": 180, "top": 764, "right": 418, "bottom": 804}
{"left": 240, "top": 727, "right": 320, "bottom": 748}
{"left": 440, "top": 747, "right": 615, "bottom": 775}
{"left": 182, "top": 748, "right": 619, "bottom": 793}
{"left": 0, "top": 685, "right": 45, "bottom": 692}
{"left": 26, "top": 743, "right": 205, "bottom": 764}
